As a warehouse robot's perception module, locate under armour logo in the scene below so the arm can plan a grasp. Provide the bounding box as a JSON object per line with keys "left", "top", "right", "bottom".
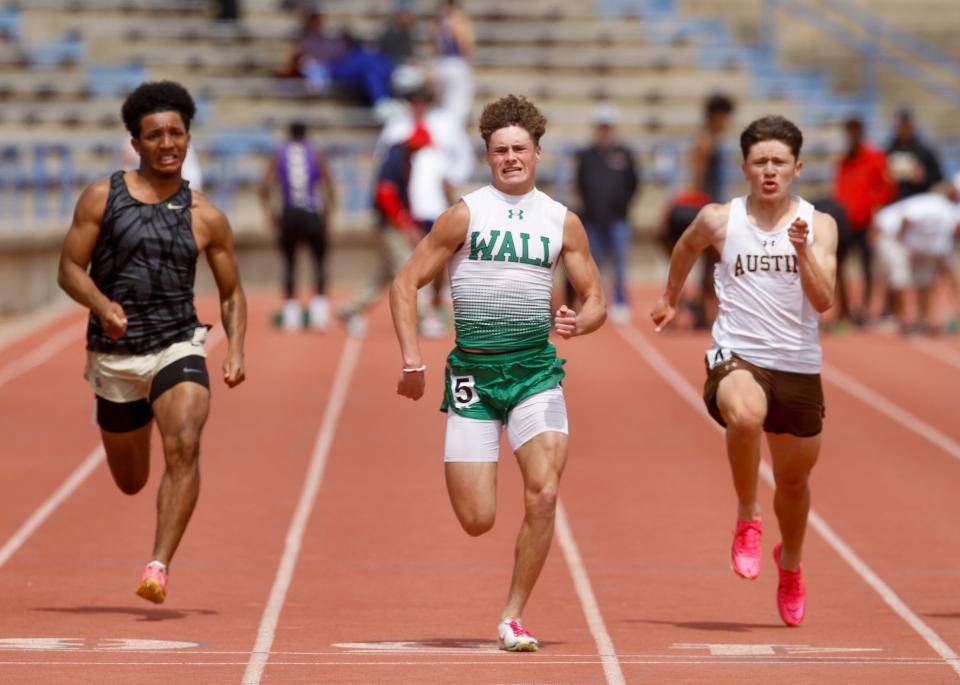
{"left": 507, "top": 209, "right": 524, "bottom": 220}
{"left": 762, "top": 239, "right": 776, "bottom": 247}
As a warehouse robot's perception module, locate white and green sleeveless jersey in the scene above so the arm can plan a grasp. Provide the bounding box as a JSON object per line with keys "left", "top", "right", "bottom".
{"left": 450, "top": 185, "right": 566, "bottom": 350}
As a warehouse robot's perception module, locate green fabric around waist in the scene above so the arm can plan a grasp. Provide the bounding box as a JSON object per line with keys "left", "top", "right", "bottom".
{"left": 440, "top": 343, "right": 566, "bottom": 422}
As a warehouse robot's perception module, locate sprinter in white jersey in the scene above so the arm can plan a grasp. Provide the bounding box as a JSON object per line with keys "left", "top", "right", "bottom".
{"left": 651, "top": 115, "right": 838, "bottom": 626}
{"left": 390, "top": 95, "right": 606, "bottom": 651}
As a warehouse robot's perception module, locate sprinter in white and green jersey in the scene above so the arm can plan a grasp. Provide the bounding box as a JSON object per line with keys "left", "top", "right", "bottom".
{"left": 390, "top": 95, "right": 607, "bottom": 652}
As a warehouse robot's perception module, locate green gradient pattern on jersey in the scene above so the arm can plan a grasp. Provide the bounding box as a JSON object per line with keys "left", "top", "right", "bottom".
{"left": 453, "top": 277, "right": 552, "bottom": 350}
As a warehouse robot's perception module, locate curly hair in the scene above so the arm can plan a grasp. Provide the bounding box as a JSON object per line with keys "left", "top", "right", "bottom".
{"left": 121, "top": 80, "right": 197, "bottom": 139}
{"left": 478, "top": 94, "right": 547, "bottom": 146}
{"left": 740, "top": 115, "right": 803, "bottom": 160}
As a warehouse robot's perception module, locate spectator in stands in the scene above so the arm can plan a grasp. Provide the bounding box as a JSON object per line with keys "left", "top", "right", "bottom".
{"left": 659, "top": 93, "right": 735, "bottom": 329}
{"left": 260, "top": 121, "right": 335, "bottom": 333}
{"left": 431, "top": 0, "right": 475, "bottom": 125}
{"left": 833, "top": 116, "right": 895, "bottom": 326}
{"left": 336, "top": 123, "right": 434, "bottom": 337}
{"left": 378, "top": 0, "right": 419, "bottom": 65}
{"left": 575, "top": 103, "right": 639, "bottom": 324}
{"left": 873, "top": 172, "right": 960, "bottom": 334}
{"left": 887, "top": 107, "right": 944, "bottom": 202}
{"left": 286, "top": 10, "right": 400, "bottom": 120}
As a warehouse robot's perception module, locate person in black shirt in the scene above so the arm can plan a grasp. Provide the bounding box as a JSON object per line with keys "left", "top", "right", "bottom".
{"left": 575, "top": 103, "right": 639, "bottom": 323}
{"left": 887, "top": 107, "right": 943, "bottom": 201}
{"left": 57, "top": 81, "right": 247, "bottom": 605}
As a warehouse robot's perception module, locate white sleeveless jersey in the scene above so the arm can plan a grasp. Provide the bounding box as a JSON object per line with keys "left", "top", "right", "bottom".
{"left": 710, "top": 195, "right": 821, "bottom": 373}
{"left": 451, "top": 185, "right": 565, "bottom": 350}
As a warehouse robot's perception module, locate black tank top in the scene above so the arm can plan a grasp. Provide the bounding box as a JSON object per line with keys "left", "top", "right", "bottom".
{"left": 86, "top": 171, "right": 201, "bottom": 354}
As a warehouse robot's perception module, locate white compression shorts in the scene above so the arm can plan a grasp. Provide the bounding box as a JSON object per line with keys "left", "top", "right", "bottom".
{"left": 443, "top": 386, "right": 568, "bottom": 462}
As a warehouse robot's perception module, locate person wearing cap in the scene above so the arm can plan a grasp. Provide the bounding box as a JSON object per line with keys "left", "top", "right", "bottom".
{"left": 833, "top": 116, "right": 896, "bottom": 326}
{"left": 574, "top": 102, "right": 639, "bottom": 324}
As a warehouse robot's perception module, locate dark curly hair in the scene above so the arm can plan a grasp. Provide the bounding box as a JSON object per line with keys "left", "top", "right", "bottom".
{"left": 121, "top": 80, "right": 197, "bottom": 139}
{"left": 478, "top": 94, "right": 547, "bottom": 147}
{"left": 740, "top": 115, "right": 803, "bottom": 160}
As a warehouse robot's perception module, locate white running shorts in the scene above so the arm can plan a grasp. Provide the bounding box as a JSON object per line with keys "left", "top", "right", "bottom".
{"left": 443, "top": 386, "right": 568, "bottom": 462}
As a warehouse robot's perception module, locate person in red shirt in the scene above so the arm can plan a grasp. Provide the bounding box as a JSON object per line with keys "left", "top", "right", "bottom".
{"left": 833, "top": 116, "right": 895, "bottom": 325}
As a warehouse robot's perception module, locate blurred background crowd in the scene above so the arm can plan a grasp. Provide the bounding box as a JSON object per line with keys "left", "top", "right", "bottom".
{"left": 0, "top": 0, "right": 958, "bottom": 336}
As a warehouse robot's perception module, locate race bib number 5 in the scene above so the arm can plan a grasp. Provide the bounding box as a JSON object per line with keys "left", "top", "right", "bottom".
{"left": 451, "top": 374, "right": 480, "bottom": 409}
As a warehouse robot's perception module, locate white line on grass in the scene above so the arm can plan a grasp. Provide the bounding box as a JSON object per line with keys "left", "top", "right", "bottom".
{"left": 617, "top": 324, "right": 960, "bottom": 679}
{"left": 555, "top": 501, "right": 627, "bottom": 685}
{"left": 242, "top": 335, "right": 362, "bottom": 685}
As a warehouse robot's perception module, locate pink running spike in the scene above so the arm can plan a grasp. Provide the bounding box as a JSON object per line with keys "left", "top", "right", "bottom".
{"left": 731, "top": 517, "right": 762, "bottom": 579}
{"left": 773, "top": 543, "right": 806, "bottom": 626}
{"left": 135, "top": 563, "right": 167, "bottom": 604}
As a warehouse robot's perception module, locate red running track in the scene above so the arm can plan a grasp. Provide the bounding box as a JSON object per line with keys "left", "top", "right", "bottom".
{"left": 1, "top": 287, "right": 960, "bottom": 684}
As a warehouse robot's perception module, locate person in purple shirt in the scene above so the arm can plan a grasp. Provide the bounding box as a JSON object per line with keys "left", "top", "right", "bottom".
{"left": 260, "top": 121, "right": 335, "bottom": 331}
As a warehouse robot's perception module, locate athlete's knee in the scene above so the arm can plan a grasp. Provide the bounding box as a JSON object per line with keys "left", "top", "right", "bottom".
{"left": 162, "top": 428, "right": 201, "bottom": 468}
{"left": 723, "top": 402, "right": 765, "bottom": 435}
{"left": 524, "top": 482, "right": 559, "bottom": 521}
{"left": 774, "top": 469, "right": 811, "bottom": 498}
{"left": 113, "top": 472, "right": 148, "bottom": 496}
{"left": 456, "top": 509, "right": 496, "bottom": 537}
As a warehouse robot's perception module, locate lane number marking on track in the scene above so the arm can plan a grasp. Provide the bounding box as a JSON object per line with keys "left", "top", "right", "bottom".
{"left": 0, "top": 638, "right": 200, "bottom": 651}
{"left": 333, "top": 640, "right": 499, "bottom": 654}
{"left": 671, "top": 643, "right": 884, "bottom": 656}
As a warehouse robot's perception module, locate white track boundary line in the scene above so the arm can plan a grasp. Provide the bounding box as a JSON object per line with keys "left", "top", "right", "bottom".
{"left": 910, "top": 337, "right": 960, "bottom": 371}
{"left": 242, "top": 336, "right": 362, "bottom": 685}
{"left": 822, "top": 362, "right": 960, "bottom": 463}
{"left": 617, "top": 325, "right": 960, "bottom": 678}
{"left": 555, "top": 501, "right": 626, "bottom": 685}
{"left": 0, "top": 300, "right": 74, "bottom": 353}
{"left": 0, "top": 445, "right": 105, "bottom": 569}
{"left": 0, "top": 329, "right": 228, "bottom": 570}
{"left": 0, "top": 324, "right": 83, "bottom": 390}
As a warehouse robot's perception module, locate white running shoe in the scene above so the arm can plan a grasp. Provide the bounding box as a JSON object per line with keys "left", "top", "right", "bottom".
{"left": 307, "top": 295, "right": 330, "bottom": 331}
{"left": 281, "top": 299, "right": 303, "bottom": 332}
{"left": 497, "top": 618, "right": 539, "bottom": 652}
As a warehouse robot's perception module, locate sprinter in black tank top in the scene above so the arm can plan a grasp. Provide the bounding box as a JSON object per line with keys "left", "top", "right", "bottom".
{"left": 57, "top": 81, "right": 247, "bottom": 605}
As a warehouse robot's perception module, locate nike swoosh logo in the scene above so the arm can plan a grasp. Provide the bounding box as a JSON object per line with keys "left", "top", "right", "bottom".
{"left": 166, "top": 203, "right": 186, "bottom": 210}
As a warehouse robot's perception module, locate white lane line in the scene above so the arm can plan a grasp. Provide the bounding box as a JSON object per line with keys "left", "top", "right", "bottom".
{"left": 0, "top": 330, "right": 228, "bottom": 570}
{"left": 242, "top": 335, "right": 362, "bottom": 685}
{"left": 822, "top": 362, "right": 960, "bottom": 463}
{"left": 910, "top": 337, "right": 960, "bottom": 371}
{"left": 0, "top": 445, "right": 104, "bottom": 569}
{"left": 0, "top": 324, "right": 83, "bottom": 390}
{"left": 555, "top": 501, "right": 626, "bottom": 685}
{"left": 617, "top": 325, "right": 960, "bottom": 679}
{"left": 0, "top": 300, "right": 74, "bottom": 353}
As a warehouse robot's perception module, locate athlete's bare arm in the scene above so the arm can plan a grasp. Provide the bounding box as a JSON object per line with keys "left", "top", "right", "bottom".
{"left": 556, "top": 210, "right": 606, "bottom": 338}
{"left": 791, "top": 210, "right": 837, "bottom": 313}
{"left": 57, "top": 178, "right": 128, "bottom": 339}
{"left": 391, "top": 200, "right": 469, "bottom": 401}
{"left": 651, "top": 202, "right": 729, "bottom": 331}
{"left": 194, "top": 193, "right": 247, "bottom": 388}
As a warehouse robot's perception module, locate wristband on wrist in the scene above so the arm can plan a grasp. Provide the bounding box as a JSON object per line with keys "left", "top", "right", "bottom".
{"left": 402, "top": 364, "right": 427, "bottom": 373}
